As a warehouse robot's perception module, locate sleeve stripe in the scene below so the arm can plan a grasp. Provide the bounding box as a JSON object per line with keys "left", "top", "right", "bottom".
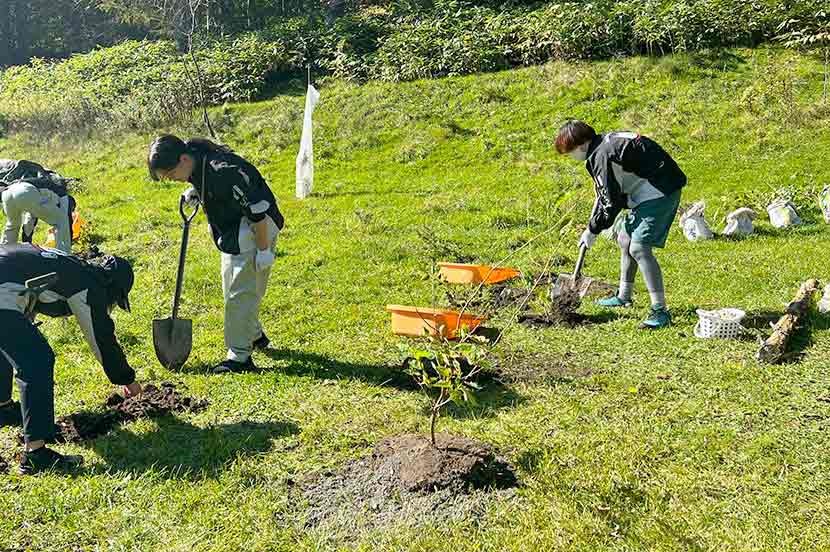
{"left": 250, "top": 200, "right": 270, "bottom": 214}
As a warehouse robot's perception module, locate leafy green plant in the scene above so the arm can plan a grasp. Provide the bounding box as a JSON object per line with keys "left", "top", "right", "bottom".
{"left": 777, "top": 4, "right": 830, "bottom": 101}
{"left": 402, "top": 329, "right": 491, "bottom": 446}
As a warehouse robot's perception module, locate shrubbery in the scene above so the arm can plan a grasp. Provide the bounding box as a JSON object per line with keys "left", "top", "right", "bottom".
{"left": 0, "top": 0, "right": 826, "bottom": 137}
{"left": 0, "top": 36, "right": 292, "bottom": 136}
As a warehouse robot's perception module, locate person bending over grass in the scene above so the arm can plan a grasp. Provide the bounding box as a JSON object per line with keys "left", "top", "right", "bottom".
{"left": 555, "top": 120, "right": 686, "bottom": 329}
{"left": 147, "top": 135, "right": 285, "bottom": 374}
{"left": 0, "top": 244, "right": 141, "bottom": 474}
{"left": 0, "top": 159, "right": 77, "bottom": 253}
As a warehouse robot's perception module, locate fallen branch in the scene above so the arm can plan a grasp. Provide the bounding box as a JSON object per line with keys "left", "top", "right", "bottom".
{"left": 756, "top": 279, "right": 820, "bottom": 364}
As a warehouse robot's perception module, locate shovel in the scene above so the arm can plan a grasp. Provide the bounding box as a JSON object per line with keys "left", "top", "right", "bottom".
{"left": 550, "top": 243, "right": 596, "bottom": 309}
{"left": 153, "top": 197, "right": 199, "bottom": 369}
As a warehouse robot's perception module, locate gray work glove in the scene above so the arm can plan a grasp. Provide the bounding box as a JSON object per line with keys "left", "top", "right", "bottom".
{"left": 578, "top": 228, "right": 598, "bottom": 249}
{"left": 181, "top": 186, "right": 200, "bottom": 207}
{"left": 255, "top": 249, "right": 276, "bottom": 272}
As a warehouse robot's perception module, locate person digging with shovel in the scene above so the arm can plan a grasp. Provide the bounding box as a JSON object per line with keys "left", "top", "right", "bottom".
{"left": 0, "top": 244, "right": 141, "bottom": 474}
{"left": 555, "top": 120, "right": 686, "bottom": 329}
{"left": 147, "top": 135, "right": 284, "bottom": 374}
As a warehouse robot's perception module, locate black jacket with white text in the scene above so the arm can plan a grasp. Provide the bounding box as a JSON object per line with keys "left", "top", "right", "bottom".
{"left": 585, "top": 132, "right": 686, "bottom": 234}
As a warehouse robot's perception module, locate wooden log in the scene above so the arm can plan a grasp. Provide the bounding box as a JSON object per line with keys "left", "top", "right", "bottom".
{"left": 756, "top": 279, "right": 820, "bottom": 364}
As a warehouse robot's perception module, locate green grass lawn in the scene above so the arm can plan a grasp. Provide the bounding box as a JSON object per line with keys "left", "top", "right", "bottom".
{"left": 2, "top": 47, "right": 830, "bottom": 551}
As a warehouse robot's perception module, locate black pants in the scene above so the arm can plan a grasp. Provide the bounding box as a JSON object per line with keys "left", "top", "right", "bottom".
{"left": 0, "top": 309, "right": 56, "bottom": 444}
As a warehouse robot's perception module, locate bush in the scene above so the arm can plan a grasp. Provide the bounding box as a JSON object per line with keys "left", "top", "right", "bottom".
{"left": 1, "top": 0, "right": 828, "bottom": 138}
{"left": 0, "top": 36, "right": 293, "bottom": 137}
{"left": 372, "top": 3, "right": 516, "bottom": 81}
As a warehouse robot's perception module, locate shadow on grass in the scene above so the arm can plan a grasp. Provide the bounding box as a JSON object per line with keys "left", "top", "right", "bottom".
{"left": 87, "top": 418, "right": 298, "bottom": 479}
{"left": 439, "top": 381, "right": 526, "bottom": 421}
{"left": 262, "top": 348, "right": 417, "bottom": 391}
{"left": 263, "top": 348, "right": 525, "bottom": 419}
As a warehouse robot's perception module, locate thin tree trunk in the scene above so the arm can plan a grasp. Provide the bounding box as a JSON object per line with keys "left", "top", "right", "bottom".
{"left": 430, "top": 389, "right": 445, "bottom": 447}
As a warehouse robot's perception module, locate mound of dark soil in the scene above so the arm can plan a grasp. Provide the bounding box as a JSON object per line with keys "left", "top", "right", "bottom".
{"left": 298, "top": 433, "right": 518, "bottom": 536}
{"left": 376, "top": 434, "right": 517, "bottom": 492}
{"left": 54, "top": 383, "right": 208, "bottom": 443}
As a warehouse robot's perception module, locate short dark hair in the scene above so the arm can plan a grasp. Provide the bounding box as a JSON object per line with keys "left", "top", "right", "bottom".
{"left": 147, "top": 134, "right": 187, "bottom": 181}
{"left": 147, "top": 135, "right": 232, "bottom": 180}
{"left": 555, "top": 120, "right": 597, "bottom": 154}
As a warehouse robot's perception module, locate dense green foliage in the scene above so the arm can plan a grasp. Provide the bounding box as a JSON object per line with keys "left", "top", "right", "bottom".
{"left": 2, "top": 1, "right": 829, "bottom": 138}
{"left": 0, "top": 37, "right": 292, "bottom": 136}
{"left": 0, "top": 48, "right": 829, "bottom": 550}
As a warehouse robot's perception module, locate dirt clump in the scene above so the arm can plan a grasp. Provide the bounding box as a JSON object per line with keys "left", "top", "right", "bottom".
{"left": 376, "top": 434, "right": 517, "bottom": 492}
{"left": 297, "top": 433, "right": 518, "bottom": 537}
{"left": 54, "top": 382, "right": 208, "bottom": 443}
{"left": 519, "top": 287, "right": 585, "bottom": 327}
{"left": 106, "top": 382, "right": 208, "bottom": 419}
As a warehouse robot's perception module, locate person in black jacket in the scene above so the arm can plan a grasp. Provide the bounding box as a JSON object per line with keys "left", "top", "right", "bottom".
{"left": 147, "top": 136, "right": 284, "bottom": 374}
{"left": 555, "top": 120, "right": 686, "bottom": 329}
{"left": 0, "top": 244, "right": 141, "bottom": 474}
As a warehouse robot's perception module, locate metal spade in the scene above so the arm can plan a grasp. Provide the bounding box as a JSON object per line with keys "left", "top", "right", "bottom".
{"left": 153, "top": 196, "right": 199, "bottom": 369}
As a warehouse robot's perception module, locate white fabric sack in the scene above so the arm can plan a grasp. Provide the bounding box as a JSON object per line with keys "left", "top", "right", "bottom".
{"left": 819, "top": 186, "right": 830, "bottom": 224}
{"left": 295, "top": 84, "right": 320, "bottom": 199}
{"left": 679, "top": 201, "right": 714, "bottom": 241}
{"left": 767, "top": 199, "right": 801, "bottom": 229}
{"left": 723, "top": 207, "right": 756, "bottom": 237}
{"left": 819, "top": 283, "right": 830, "bottom": 314}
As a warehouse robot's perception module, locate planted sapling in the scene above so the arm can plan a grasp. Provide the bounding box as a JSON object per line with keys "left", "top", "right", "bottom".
{"left": 402, "top": 328, "right": 492, "bottom": 446}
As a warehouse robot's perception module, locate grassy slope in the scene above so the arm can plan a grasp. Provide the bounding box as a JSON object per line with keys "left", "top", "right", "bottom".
{"left": 1, "top": 47, "right": 830, "bottom": 551}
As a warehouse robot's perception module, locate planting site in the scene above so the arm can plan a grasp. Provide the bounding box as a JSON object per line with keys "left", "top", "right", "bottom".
{"left": 1, "top": 1, "right": 830, "bottom": 549}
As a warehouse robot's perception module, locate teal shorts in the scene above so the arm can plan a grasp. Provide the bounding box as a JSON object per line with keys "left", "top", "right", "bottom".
{"left": 623, "top": 190, "right": 682, "bottom": 248}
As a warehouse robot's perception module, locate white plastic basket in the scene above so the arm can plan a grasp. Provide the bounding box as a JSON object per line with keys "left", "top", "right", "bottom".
{"left": 694, "top": 308, "right": 747, "bottom": 339}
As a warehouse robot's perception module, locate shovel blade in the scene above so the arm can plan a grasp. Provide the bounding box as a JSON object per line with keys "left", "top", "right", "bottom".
{"left": 552, "top": 274, "right": 595, "bottom": 300}
{"left": 152, "top": 317, "right": 192, "bottom": 369}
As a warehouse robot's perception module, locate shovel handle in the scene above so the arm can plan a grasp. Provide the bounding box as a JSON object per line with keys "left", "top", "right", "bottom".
{"left": 572, "top": 244, "right": 588, "bottom": 281}
{"left": 179, "top": 195, "right": 200, "bottom": 223}
{"left": 171, "top": 196, "right": 195, "bottom": 319}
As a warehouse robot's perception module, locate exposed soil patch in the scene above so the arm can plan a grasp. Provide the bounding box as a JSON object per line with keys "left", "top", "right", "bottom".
{"left": 55, "top": 383, "right": 208, "bottom": 443}
{"left": 297, "top": 433, "right": 518, "bottom": 537}
{"left": 493, "top": 351, "right": 595, "bottom": 383}
{"left": 0, "top": 454, "right": 7, "bottom": 474}
{"left": 519, "top": 286, "right": 588, "bottom": 328}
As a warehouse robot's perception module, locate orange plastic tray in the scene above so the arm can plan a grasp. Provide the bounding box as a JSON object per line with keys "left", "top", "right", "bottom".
{"left": 386, "top": 305, "right": 486, "bottom": 339}
{"left": 438, "top": 262, "right": 521, "bottom": 285}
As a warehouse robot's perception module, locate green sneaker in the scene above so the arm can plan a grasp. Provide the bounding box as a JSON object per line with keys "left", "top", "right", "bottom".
{"left": 639, "top": 305, "right": 672, "bottom": 330}
{"left": 596, "top": 295, "right": 633, "bottom": 308}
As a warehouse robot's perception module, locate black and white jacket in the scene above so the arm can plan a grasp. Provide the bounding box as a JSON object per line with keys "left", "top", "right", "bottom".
{"left": 189, "top": 149, "right": 284, "bottom": 255}
{"left": 585, "top": 132, "right": 686, "bottom": 234}
{"left": 0, "top": 244, "right": 135, "bottom": 385}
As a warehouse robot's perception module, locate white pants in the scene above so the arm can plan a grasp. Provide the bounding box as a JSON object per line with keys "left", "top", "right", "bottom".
{"left": 220, "top": 221, "right": 279, "bottom": 362}
{"left": 1, "top": 182, "right": 71, "bottom": 253}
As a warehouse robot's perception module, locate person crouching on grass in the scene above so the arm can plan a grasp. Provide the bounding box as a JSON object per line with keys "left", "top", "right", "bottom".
{"left": 555, "top": 120, "right": 686, "bottom": 329}
{"left": 147, "top": 135, "right": 284, "bottom": 373}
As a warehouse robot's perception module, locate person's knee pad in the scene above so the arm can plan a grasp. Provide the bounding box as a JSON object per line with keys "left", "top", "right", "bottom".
{"left": 629, "top": 242, "right": 654, "bottom": 262}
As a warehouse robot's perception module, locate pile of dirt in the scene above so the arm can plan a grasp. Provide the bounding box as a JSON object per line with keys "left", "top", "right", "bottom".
{"left": 297, "top": 433, "right": 518, "bottom": 536}
{"left": 55, "top": 383, "right": 208, "bottom": 443}
{"left": 519, "top": 286, "right": 586, "bottom": 327}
